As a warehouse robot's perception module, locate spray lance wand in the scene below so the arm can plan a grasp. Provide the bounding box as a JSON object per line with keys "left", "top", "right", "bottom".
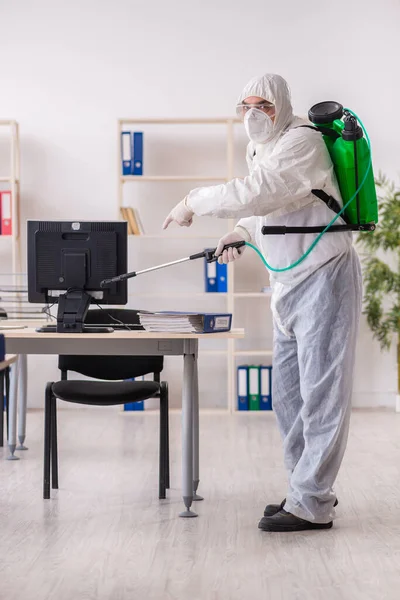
{"left": 100, "top": 241, "right": 246, "bottom": 288}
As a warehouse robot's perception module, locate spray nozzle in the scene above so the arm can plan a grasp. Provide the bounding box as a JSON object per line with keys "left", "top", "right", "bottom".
{"left": 342, "top": 112, "right": 363, "bottom": 141}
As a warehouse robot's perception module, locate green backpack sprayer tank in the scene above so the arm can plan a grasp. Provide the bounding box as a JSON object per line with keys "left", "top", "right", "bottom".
{"left": 308, "top": 101, "right": 378, "bottom": 226}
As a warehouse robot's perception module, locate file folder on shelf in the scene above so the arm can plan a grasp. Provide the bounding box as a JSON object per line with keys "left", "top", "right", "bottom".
{"left": 124, "top": 400, "right": 144, "bottom": 411}
{"left": 237, "top": 365, "right": 249, "bottom": 411}
{"left": 204, "top": 250, "right": 218, "bottom": 292}
{"left": 124, "top": 376, "right": 144, "bottom": 411}
{"left": 121, "top": 131, "right": 133, "bottom": 175}
{"left": 260, "top": 365, "right": 272, "bottom": 410}
{"left": 0, "top": 191, "right": 12, "bottom": 235}
{"left": 125, "top": 207, "right": 140, "bottom": 235}
{"left": 132, "top": 132, "right": 143, "bottom": 175}
{"left": 248, "top": 365, "right": 260, "bottom": 411}
{"left": 217, "top": 261, "right": 228, "bottom": 292}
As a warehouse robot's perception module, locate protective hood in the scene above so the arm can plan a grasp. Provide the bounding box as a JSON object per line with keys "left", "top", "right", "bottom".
{"left": 238, "top": 73, "right": 294, "bottom": 145}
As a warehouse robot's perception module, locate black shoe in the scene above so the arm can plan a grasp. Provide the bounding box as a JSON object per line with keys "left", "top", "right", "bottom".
{"left": 258, "top": 509, "right": 333, "bottom": 532}
{"left": 264, "top": 497, "right": 338, "bottom": 517}
{"left": 264, "top": 499, "right": 286, "bottom": 517}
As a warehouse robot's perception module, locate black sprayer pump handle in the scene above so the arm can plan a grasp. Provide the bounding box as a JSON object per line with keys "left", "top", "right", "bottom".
{"left": 190, "top": 240, "right": 246, "bottom": 263}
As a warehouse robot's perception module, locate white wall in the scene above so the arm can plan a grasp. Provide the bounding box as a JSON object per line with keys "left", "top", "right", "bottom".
{"left": 0, "top": 0, "right": 399, "bottom": 408}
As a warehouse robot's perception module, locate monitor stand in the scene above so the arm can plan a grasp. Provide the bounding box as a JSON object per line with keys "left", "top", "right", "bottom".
{"left": 37, "top": 290, "right": 114, "bottom": 334}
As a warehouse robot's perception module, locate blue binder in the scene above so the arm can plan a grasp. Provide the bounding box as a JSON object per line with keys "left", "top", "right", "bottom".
{"left": 237, "top": 365, "right": 249, "bottom": 410}
{"left": 201, "top": 313, "right": 231, "bottom": 332}
{"left": 121, "top": 131, "right": 132, "bottom": 175}
{"left": 132, "top": 132, "right": 143, "bottom": 175}
{"left": 260, "top": 365, "right": 272, "bottom": 410}
{"left": 124, "top": 377, "right": 144, "bottom": 411}
{"left": 217, "top": 261, "right": 228, "bottom": 292}
{"left": 125, "top": 401, "right": 144, "bottom": 411}
{"left": 204, "top": 251, "right": 218, "bottom": 292}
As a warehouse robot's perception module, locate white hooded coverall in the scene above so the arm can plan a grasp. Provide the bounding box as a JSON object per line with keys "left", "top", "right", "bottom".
{"left": 188, "top": 73, "right": 362, "bottom": 523}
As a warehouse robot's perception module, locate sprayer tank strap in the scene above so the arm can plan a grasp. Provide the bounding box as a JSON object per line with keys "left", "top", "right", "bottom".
{"left": 294, "top": 125, "right": 351, "bottom": 225}
{"left": 296, "top": 124, "right": 340, "bottom": 139}
{"left": 310, "top": 189, "right": 350, "bottom": 225}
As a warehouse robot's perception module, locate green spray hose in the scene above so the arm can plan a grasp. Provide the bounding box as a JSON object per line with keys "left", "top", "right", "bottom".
{"left": 243, "top": 109, "right": 372, "bottom": 272}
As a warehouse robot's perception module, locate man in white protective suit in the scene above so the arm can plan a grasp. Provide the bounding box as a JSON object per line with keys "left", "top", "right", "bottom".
{"left": 163, "top": 73, "right": 362, "bottom": 532}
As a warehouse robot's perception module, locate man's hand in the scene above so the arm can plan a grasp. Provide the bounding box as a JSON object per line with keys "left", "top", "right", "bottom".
{"left": 215, "top": 231, "right": 247, "bottom": 264}
{"left": 163, "top": 197, "right": 194, "bottom": 229}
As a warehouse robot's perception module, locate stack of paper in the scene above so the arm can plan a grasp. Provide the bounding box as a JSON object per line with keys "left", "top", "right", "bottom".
{"left": 138, "top": 312, "right": 232, "bottom": 334}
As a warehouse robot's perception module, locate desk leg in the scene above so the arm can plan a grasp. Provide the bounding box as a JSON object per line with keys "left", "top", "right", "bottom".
{"left": 193, "top": 358, "right": 203, "bottom": 501}
{"left": 180, "top": 351, "right": 197, "bottom": 518}
{"left": 17, "top": 354, "right": 28, "bottom": 450}
{"left": 7, "top": 357, "right": 20, "bottom": 461}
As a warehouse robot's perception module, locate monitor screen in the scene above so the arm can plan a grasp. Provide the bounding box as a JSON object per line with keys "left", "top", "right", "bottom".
{"left": 28, "top": 220, "right": 128, "bottom": 307}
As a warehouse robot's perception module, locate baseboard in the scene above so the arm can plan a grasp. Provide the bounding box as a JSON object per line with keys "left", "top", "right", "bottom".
{"left": 352, "top": 391, "right": 397, "bottom": 410}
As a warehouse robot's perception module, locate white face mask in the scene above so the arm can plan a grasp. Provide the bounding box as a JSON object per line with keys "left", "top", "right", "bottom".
{"left": 244, "top": 108, "right": 275, "bottom": 144}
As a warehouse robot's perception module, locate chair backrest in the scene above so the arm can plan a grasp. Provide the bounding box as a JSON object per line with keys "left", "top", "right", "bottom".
{"left": 58, "top": 308, "right": 163, "bottom": 380}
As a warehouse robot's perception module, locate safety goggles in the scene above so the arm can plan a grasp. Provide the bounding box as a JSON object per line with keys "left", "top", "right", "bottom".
{"left": 236, "top": 101, "right": 275, "bottom": 120}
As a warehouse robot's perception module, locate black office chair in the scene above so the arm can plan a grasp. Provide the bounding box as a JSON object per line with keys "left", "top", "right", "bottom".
{"left": 43, "top": 308, "right": 170, "bottom": 501}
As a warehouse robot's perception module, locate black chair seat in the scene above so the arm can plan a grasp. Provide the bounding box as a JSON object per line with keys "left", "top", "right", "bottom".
{"left": 52, "top": 380, "right": 159, "bottom": 405}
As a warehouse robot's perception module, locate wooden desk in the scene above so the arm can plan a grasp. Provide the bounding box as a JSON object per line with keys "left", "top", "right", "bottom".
{"left": 3, "top": 327, "right": 244, "bottom": 517}
{"left": 0, "top": 354, "right": 17, "bottom": 372}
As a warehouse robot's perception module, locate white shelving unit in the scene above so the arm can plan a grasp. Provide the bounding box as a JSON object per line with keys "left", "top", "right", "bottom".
{"left": 0, "top": 122, "right": 48, "bottom": 322}
{"left": 117, "top": 117, "right": 273, "bottom": 412}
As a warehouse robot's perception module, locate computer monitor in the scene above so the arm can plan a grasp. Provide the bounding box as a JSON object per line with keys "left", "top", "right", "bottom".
{"left": 27, "top": 220, "right": 128, "bottom": 333}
